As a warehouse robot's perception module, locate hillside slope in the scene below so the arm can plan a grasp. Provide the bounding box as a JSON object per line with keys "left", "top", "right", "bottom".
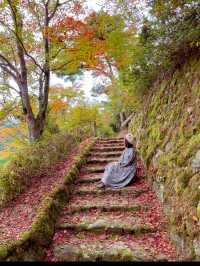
{"left": 130, "top": 56, "right": 200, "bottom": 260}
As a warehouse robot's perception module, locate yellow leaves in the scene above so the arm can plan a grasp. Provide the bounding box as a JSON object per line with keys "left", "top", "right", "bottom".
{"left": 0, "top": 149, "right": 10, "bottom": 159}
{"left": 1, "top": 127, "right": 18, "bottom": 138}
{"left": 50, "top": 99, "right": 68, "bottom": 113}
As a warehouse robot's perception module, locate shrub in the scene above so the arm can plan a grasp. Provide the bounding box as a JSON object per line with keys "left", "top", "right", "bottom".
{"left": 0, "top": 132, "right": 77, "bottom": 208}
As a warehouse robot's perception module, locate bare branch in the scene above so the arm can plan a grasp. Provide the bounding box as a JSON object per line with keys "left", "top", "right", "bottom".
{"left": 0, "top": 63, "right": 18, "bottom": 81}
{"left": 51, "top": 59, "right": 74, "bottom": 71}
{"left": 0, "top": 82, "right": 20, "bottom": 95}
{"left": 4, "top": 1, "right": 44, "bottom": 73}
{"left": 58, "top": 0, "right": 72, "bottom": 7}
{"left": 48, "top": 0, "right": 59, "bottom": 21}
{"left": 0, "top": 53, "right": 19, "bottom": 75}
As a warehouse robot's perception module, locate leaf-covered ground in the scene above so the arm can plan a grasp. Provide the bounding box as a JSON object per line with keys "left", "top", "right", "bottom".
{"left": 0, "top": 139, "right": 91, "bottom": 244}
{"left": 45, "top": 138, "right": 179, "bottom": 261}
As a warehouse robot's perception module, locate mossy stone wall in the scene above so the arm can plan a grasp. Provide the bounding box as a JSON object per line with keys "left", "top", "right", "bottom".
{"left": 130, "top": 57, "right": 200, "bottom": 260}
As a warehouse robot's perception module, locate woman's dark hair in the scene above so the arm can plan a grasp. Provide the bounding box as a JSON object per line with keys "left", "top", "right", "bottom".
{"left": 125, "top": 139, "right": 133, "bottom": 148}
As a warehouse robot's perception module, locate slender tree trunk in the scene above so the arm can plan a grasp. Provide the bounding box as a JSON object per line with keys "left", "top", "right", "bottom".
{"left": 28, "top": 116, "right": 45, "bottom": 142}
{"left": 92, "top": 121, "right": 97, "bottom": 137}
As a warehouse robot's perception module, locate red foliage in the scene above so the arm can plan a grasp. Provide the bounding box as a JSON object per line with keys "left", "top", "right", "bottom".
{"left": 0, "top": 139, "right": 92, "bottom": 243}
{"left": 44, "top": 150, "right": 178, "bottom": 261}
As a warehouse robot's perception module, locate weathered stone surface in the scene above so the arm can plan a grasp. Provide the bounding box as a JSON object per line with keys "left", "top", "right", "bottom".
{"left": 191, "top": 150, "right": 200, "bottom": 173}
{"left": 90, "top": 151, "right": 122, "bottom": 158}
{"left": 165, "top": 142, "right": 173, "bottom": 153}
{"left": 91, "top": 147, "right": 124, "bottom": 153}
{"left": 153, "top": 181, "right": 165, "bottom": 203}
{"left": 56, "top": 218, "right": 156, "bottom": 235}
{"left": 67, "top": 203, "right": 150, "bottom": 214}
{"left": 75, "top": 187, "right": 147, "bottom": 197}
{"left": 87, "top": 157, "right": 118, "bottom": 164}
{"left": 193, "top": 238, "right": 200, "bottom": 257}
{"left": 83, "top": 166, "right": 105, "bottom": 173}
{"left": 77, "top": 176, "right": 101, "bottom": 183}
{"left": 53, "top": 241, "right": 155, "bottom": 261}
{"left": 54, "top": 245, "right": 81, "bottom": 261}
{"left": 152, "top": 149, "right": 164, "bottom": 169}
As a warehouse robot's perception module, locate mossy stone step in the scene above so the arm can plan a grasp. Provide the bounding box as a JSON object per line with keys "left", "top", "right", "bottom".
{"left": 82, "top": 166, "right": 105, "bottom": 174}
{"left": 89, "top": 151, "right": 122, "bottom": 158}
{"left": 53, "top": 241, "right": 155, "bottom": 261}
{"left": 99, "top": 137, "right": 124, "bottom": 141}
{"left": 75, "top": 187, "right": 148, "bottom": 196}
{"left": 66, "top": 203, "right": 150, "bottom": 214}
{"left": 95, "top": 144, "right": 124, "bottom": 148}
{"left": 56, "top": 218, "right": 156, "bottom": 235}
{"left": 91, "top": 147, "right": 124, "bottom": 153}
{"left": 97, "top": 140, "right": 124, "bottom": 145}
{"left": 87, "top": 157, "right": 118, "bottom": 164}
{"left": 77, "top": 175, "right": 101, "bottom": 183}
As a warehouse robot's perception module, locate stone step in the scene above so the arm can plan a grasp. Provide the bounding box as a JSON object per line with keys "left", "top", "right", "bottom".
{"left": 87, "top": 157, "right": 118, "bottom": 164}
{"left": 82, "top": 165, "right": 105, "bottom": 174}
{"left": 56, "top": 218, "right": 156, "bottom": 235}
{"left": 53, "top": 241, "right": 156, "bottom": 261}
{"left": 75, "top": 187, "right": 148, "bottom": 197}
{"left": 94, "top": 144, "right": 124, "bottom": 148}
{"left": 77, "top": 175, "right": 101, "bottom": 183}
{"left": 66, "top": 203, "right": 150, "bottom": 214}
{"left": 99, "top": 137, "right": 124, "bottom": 141}
{"left": 97, "top": 140, "right": 124, "bottom": 145}
{"left": 89, "top": 151, "right": 122, "bottom": 158}
{"left": 91, "top": 147, "right": 124, "bottom": 153}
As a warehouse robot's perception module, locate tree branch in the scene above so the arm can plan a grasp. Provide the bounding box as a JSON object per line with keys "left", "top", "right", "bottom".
{"left": 0, "top": 53, "right": 19, "bottom": 75}
{"left": 0, "top": 63, "right": 18, "bottom": 81}
{"left": 48, "top": 0, "right": 59, "bottom": 21}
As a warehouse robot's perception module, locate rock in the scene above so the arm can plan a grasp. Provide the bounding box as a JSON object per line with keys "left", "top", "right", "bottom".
{"left": 87, "top": 218, "right": 108, "bottom": 230}
{"left": 153, "top": 181, "right": 165, "bottom": 203}
{"left": 152, "top": 149, "right": 164, "bottom": 169}
{"left": 53, "top": 244, "right": 81, "bottom": 261}
{"left": 193, "top": 238, "right": 200, "bottom": 257}
{"left": 106, "top": 241, "right": 135, "bottom": 261}
{"left": 165, "top": 142, "right": 173, "bottom": 153}
{"left": 54, "top": 242, "right": 154, "bottom": 261}
{"left": 191, "top": 150, "right": 200, "bottom": 173}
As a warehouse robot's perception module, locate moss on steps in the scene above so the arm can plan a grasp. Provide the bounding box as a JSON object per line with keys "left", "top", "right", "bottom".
{"left": 82, "top": 166, "right": 105, "bottom": 174}
{"left": 75, "top": 187, "right": 147, "bottom": 196}
{"left": 53, "top": 241, "right": 155, "bottom": 261}
{"left": 56, "top": 218, "right": 156, "bottom": 235}
{"left": 98, "top": 140, "right": 124, "bottom": 145}
{"left": 66, "top": 203, "right": 150, "bottom": 214}
{"left": 87, "top": 157, "right": 118, "bottom": 164}
{"left": 77, "top": 175, "right": 101, "bottom": 183}
{"left": 91, "top": 147, "right": 124, "bottom": 153}
{"left": 89, "top": 151, "right": 122, "bottom": 158}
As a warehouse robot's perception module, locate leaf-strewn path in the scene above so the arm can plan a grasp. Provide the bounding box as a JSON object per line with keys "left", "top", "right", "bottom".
{"left": 0, "top": 140, "right": 90, "bottom": 244}
{"left": 45, "top": 138, "right": 179, "bottom": 261}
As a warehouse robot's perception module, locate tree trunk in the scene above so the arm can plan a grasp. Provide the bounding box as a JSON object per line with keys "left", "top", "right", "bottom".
{"left": 120, "top": 113, "right": 135, "bottom": 129}
{"left": 28, "top": 116, "right": 45, "bottom": 142}
{"left": 92, "top": 121, "right": 97, "bottom": 137}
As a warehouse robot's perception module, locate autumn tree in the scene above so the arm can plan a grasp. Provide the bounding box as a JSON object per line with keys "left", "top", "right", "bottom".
{"left": 0, "top": 0, "right": 84, "bottom": 142}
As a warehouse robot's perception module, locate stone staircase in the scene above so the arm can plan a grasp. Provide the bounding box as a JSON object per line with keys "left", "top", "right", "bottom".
{"left": 45, "top": 138, "right": 178, "bottom": 261}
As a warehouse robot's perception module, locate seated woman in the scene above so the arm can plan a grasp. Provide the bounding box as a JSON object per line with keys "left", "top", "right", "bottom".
{"left": 98, "top": 133, "right": 136, "bottom": 189}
